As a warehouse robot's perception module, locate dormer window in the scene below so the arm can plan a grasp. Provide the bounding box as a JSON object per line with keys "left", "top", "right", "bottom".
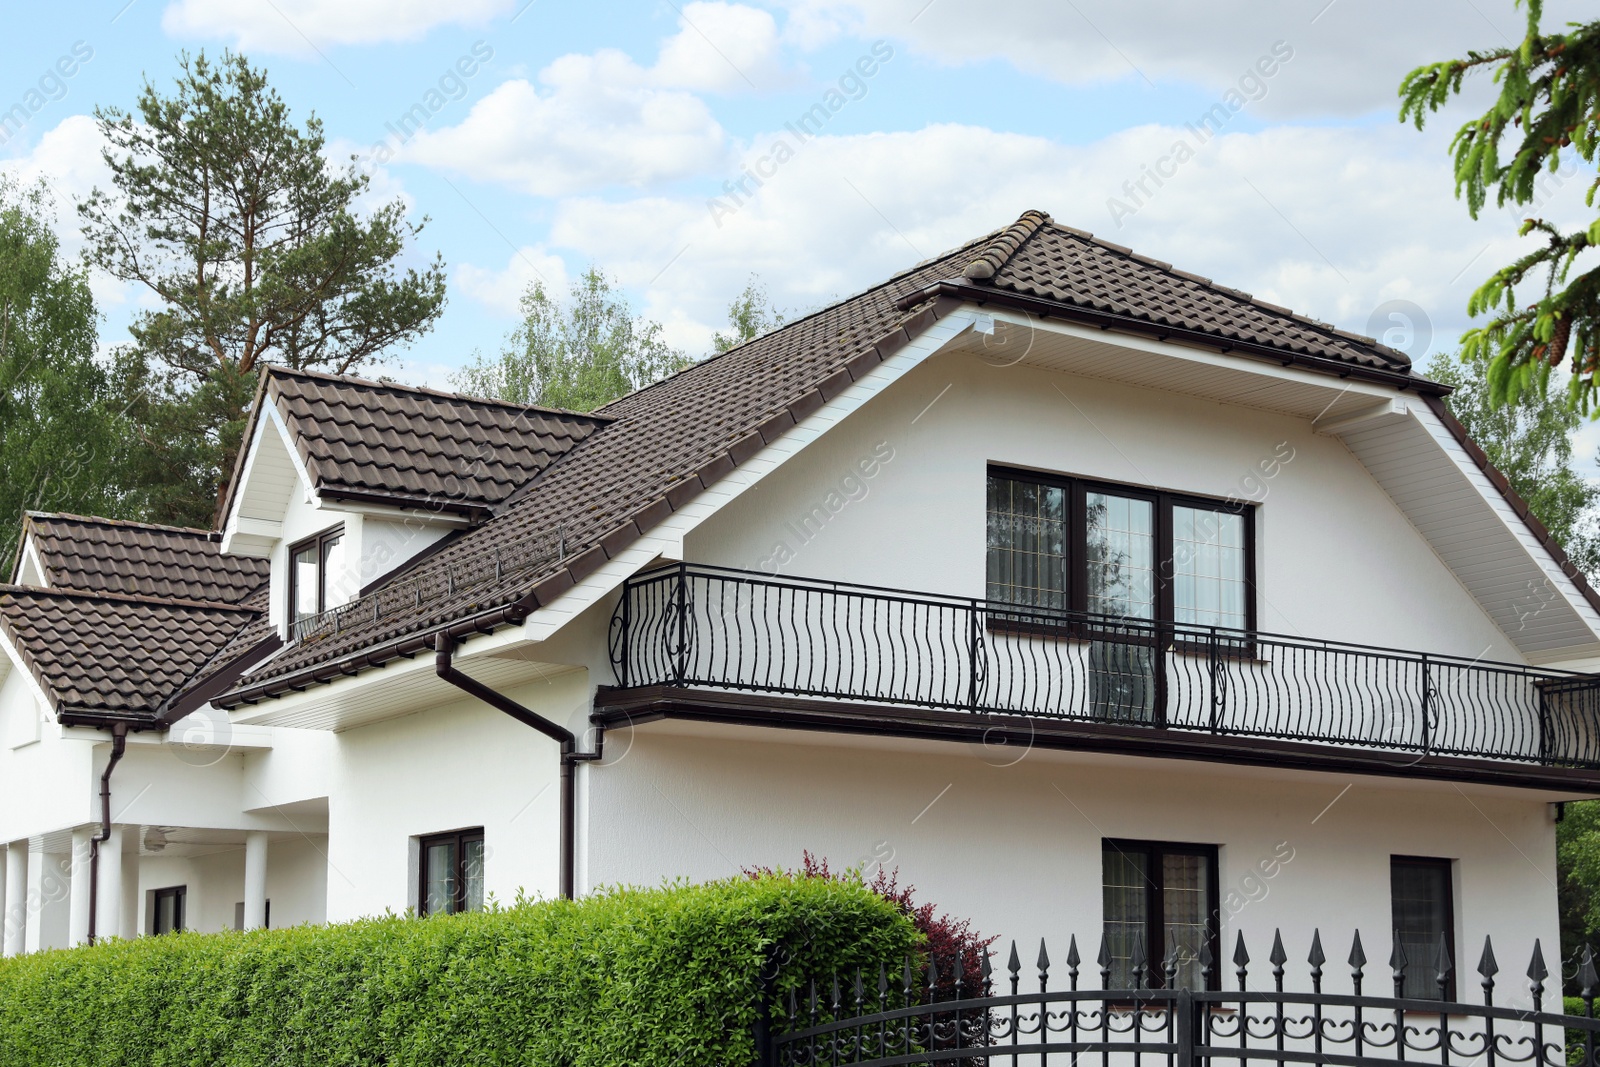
{"left": 289, "top": 526, "right": 347, "bottom": 637}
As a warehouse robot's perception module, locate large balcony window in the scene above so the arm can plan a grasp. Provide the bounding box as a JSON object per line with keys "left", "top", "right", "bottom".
{"left": 987, "top": 468, "right": 1253, "bottom": 630}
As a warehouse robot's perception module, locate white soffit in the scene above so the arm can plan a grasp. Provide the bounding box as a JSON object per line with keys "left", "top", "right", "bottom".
{"left": 941, "top": 311, "right": 1399, "bottom": 423}
{"left": 1339, "top": 405, "right": 1600, "bottom": 662}
{"left": 220, "top": 405, "right": 316, "bottom": 557}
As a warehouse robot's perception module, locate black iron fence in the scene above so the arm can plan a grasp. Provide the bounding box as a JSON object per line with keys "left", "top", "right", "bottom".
{"left": 608, "top": 564, "right": 1600, "bottom": 768}
{"left": 763, "top": 928, "right": 1594, "bottom": 1067}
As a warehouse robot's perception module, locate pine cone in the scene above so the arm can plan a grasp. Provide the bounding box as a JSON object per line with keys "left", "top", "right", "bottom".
{"left": 1550, "top": 316, "right": 1572, "bottom": 366}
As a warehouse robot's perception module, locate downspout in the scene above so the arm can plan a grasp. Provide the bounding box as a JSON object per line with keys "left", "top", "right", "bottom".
{"left": 434, "top": 633, "right": 602, "bottom": 899}
{"left": 87, "top": 721, "right": 129, "bottom": 946}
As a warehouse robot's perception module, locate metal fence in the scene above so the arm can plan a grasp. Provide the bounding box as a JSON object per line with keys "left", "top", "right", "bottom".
{"left": 609, "top": 563, "right": 1600, "bottom": 768}
{"left": 765, "top": 928, "right": 1593, "bottom": 1067}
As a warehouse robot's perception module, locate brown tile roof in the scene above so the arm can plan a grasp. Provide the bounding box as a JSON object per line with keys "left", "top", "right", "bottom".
{"left": 263, "top": 367, "right": 611, "bottom": 516}
{"left": 20, "top": 513, "right": 268, "bottom": 605}
{"left": 0, "top": 586, "right": 257, "bottom": 725}
{"left": 218, "top": 211, "right": 1440, "bottom": 706}
{"left": 976, "top": 214, "right": 1412, "bottom": 373}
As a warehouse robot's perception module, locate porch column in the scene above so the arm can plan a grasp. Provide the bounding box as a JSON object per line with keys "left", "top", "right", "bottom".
{"left": 243, "top": 832, "right": 268, "bottom": 930}
{"left": 95, "top": 827, "right": 124, "bottom": 942}
{"left": 2, "top": 844, "right": 22, "bottom": 956}
{"left": 68, "top": 827, "right": 92, "bottom": 947}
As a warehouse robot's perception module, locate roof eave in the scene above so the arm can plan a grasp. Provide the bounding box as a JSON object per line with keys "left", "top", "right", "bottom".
{"left": 895, "top": 279, "right": 1448, "bottom": 399}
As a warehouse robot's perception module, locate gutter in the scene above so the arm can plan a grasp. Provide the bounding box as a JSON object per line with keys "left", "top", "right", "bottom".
{"left": 87, "top": 721, "right": 128, "bottom": 946}
{"left": 433, "top": 633, "right": 601, "bottom": 899}
{"left": 894, "top": 279, "right": 1451, "bottom": 398}
{"left": 224, "top": 599, "right": 534, "bottom": 708}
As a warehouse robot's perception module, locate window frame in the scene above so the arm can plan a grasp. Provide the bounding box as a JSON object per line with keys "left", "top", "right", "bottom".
{"left": 417, "top": 827, "right": 486, "bottom": 917}
{"left": 1390, "top": 855, "right": 1457, "bottom": 1001}
{"left": 287, "top": 524, "right": 345, "bottom": 638}
{"left": 988, "top": 466, "right": 1257, "bottom": 633}
{"left": 1102, "top": 838, "right": 1222, "bottom": 991}
{"left": 150, "top": 885, "right": 186, "bottom": 935}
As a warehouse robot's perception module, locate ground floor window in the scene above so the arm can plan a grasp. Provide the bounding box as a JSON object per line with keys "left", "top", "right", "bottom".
{"left": 419, "top": 828, "right": 485, "bottom": 916}
{"left": 1102, "top": 839, "right": 1218, "bottom": 990}
{"left": 151, "top": 885, "right": 186, "bottom": 935}
{"left": 1391, "top": 856, "right": 1455, "bottom": 1000}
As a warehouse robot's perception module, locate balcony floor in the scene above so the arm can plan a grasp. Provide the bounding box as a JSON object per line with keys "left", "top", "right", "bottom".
{"left": 592, "top": 685, "right": 1600, "bottom": 795}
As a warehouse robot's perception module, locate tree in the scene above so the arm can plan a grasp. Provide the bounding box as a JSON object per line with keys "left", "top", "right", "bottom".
{"left": 453, "top": 267, "right": 688, "bottom": 412}
{"left": 1399, "top": 1, "right": 1600, "bottom": 413}
{"left": 1427, "top": 348, "right": 1600, "bottom": 577}
{"left": 0, "top": 178, "right": 131, "bottom": 563}
{"left": 80, "top": 50, "right": 447, "bottom": 517}
{"left": 1559, "top": 801, "right": 1600, "bottom": 989}
{"left": 712, "top": 275, "right": 788, "bottom": 353}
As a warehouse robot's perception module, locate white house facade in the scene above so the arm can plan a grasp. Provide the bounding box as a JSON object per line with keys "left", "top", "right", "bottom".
{"left": 1, "top": 210, "right": 1594, "bottom": 996}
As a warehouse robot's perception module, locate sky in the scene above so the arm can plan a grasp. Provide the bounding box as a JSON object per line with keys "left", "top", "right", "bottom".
{"left": 1, "top": 0, "right": 1597, "bottom": 454}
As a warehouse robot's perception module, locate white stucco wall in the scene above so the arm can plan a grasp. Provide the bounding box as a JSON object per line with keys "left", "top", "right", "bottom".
{"left": 585, "top": 725, "right": 1560, "bottom": 975}
{"left": 320, "top": 669, "right": 586, "bottom": 921}
{"left": 687, "top": 351, "right": 1519, "bottom": 664}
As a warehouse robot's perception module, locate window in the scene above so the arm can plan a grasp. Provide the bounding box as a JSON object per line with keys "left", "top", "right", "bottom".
{"left": 987, "top": 468, "right": 1254, "bottom": 630}
{"left": 151, "top": 885, "right": 186, "bottom": 935}
{"left": 1102, "top": 840, "right": 1219, "bottom": 990}
{"left": 419, "top": 828, "right": 486, "bottom": 917}
{"left": 1391, "top": 856, "right": 1455, "bottom": 1000}
{"left": 288, "top": 526, "right": 346, "bottom": 637}
{"left": 233, "top": 900, "right": 271, "bottom": 931}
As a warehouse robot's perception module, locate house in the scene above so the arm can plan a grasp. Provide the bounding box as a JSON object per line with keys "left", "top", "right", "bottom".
{"left": 0, "top": 209, "right": 1593, "bottom": 993}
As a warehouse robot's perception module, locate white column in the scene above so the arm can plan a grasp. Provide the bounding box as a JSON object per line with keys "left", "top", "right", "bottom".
{"left": 67, "top": 828, "right": 92, "bottom": 947}
{"left": 243, "top": 832, "right": 269, "bottom": 930}
{"left": 119, "top": 846, "right": 139, "bottom": 942}
{"left": 95, "top": 827, "right": 123, "bottom": 942}
{"left": 2, "top": 844, "right": 23, "bottom": 956}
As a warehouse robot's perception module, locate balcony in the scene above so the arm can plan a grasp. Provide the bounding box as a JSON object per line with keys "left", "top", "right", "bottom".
{"left": 600, "top": 564, "right": 1600, "bottom": 788}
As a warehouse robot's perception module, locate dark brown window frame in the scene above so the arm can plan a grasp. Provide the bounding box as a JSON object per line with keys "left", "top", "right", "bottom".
{"left": 287, "top": 524, "right": 345, "bottom": 637}
{"left": 988, "top": 465, "right": 1258, "bottom": 633}
{"left": 1390, "top": 855, "right": 1457, "bottom": 1001}
{"left": 1103, "top": 838, "right": 1222, "bottom": 991}
{"left": 150, "top": 884, "right": 186, "bottom": 935}
{"left": 417, "top": 827, "right": 486, "bottom": 917}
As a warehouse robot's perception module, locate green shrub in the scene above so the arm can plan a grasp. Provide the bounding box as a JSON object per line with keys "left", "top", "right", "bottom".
{"left": 0, "top": 873, "right": 920, "bottom": 1067}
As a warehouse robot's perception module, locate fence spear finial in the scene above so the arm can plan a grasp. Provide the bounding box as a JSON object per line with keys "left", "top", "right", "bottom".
{"left": 1233, "top": 930, "right": 1251, "bottom": 990}
{"left": 1390, "top": 930, "right": 1408, "bottom": 997}
{"left": 1581, "top": 945, "right": 1599, "bottom": 1000}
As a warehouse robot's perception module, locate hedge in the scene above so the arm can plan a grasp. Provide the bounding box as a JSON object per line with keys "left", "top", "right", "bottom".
{"left": 0, "top": 874, "right": 921, "bottom": 1067}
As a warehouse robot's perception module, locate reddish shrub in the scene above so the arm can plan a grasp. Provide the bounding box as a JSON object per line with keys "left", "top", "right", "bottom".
{"left": 747, "top": 851, "right": 999, "bottom": 1000}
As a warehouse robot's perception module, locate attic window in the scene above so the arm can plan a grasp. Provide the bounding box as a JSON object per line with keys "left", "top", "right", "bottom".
{"left": 289, "top": 525, "right": 347, "bottom": 637}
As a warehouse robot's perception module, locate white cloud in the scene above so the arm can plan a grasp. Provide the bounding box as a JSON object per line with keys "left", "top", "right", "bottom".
{"left": 404, "top": 3, "right": 796, "bottom": 194}
{"left": 545, "top": 119, "right": 1588, "bottom": 374}
{"left": 776, "top": 0, "right": 1594, "bottom": 118}
{"left": 655, "top": 2, "right": 790, "bottom": 93}
{"left": 454, "top": 247, "right": 569, "bottom": 315}
{"left": 405, "top": 55, "right": 728, "bottom": 195}
{"left": 161, "top": 0, "right": 511, "bottom": 53}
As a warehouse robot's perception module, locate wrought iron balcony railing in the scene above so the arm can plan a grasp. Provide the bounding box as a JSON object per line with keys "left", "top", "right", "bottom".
{"left": 607, "top": 563, "right": 1600, "bottom": 768}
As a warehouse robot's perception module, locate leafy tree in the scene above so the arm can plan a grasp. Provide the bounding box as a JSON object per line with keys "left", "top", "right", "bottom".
{"left": 712, "top": 275, "right": 788, "bottom": 353}
{"left": 0, "top": 178, "right": 131, "bottom": 564}
{"left": 80, "top": 50, "right": 447, "bottom": 518}
{"left": 1427, "top": 348, "right": 1600, "bottom": 577}
{"left": 1559, "top": 800, "right": 1600, "bottom": 989}
{"left": 453, "top": 267, "right": 688, "bottom": 411}
{"left": 1399, "top": 1, "right": 1600, "bottom": 412}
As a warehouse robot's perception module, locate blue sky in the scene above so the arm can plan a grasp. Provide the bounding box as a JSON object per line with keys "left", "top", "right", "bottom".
{"left": 0, "top": 0, "right": 1593, "bottom": 406}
